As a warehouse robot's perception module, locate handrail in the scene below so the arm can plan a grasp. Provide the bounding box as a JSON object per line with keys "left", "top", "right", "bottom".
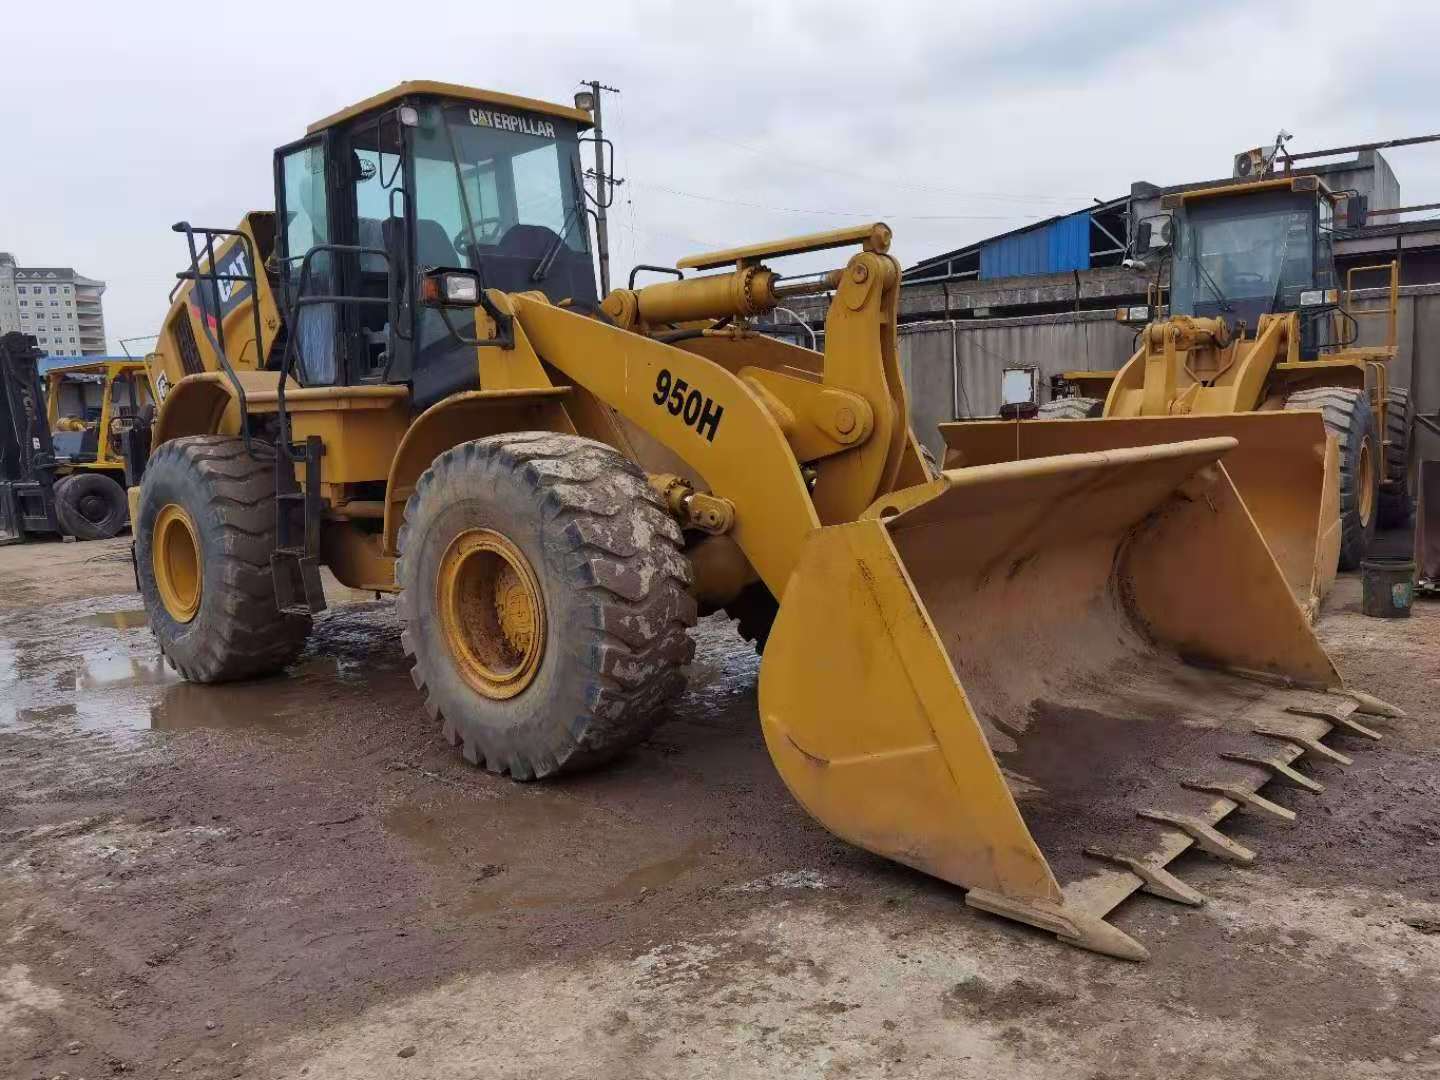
{"left": 1343, "top": 261, "right": 1399, "bottom": 350}
{"left": 172, "top": 222, "right": 266, "bottom": 452}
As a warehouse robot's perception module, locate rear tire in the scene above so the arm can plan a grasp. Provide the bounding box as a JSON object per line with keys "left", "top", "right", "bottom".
{"left": 397, "top": 433, "right": 696, "bottom": 780}
{"left": 1284, "top": 387, "right": 1379, "bottom": 571}
{"left": 1038, "top": 396, "right": 1104, "bottom": 419}
{"left": 55, "top": 471, "right": 128, "bottom": 540}
{"left": 1378, "top": 385, "right": 1412, "bottom": 528}
{"left": 136, "top": 436, "right": 311, "bottom": 682}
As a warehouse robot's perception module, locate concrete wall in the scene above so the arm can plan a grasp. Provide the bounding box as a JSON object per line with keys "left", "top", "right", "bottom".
{"left": 896, "top": 283, "right": 1440, "bottom": 462}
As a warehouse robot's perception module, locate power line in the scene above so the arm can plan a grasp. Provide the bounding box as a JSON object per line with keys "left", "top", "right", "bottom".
{"left": 699, "top": 132, "right": 1094, "bottom": 207}
{"left": 629, "top": 179, "right": 1039, "bottom": 222}
{"left": 618, "top": 220, "right": 723, "bottom": 253}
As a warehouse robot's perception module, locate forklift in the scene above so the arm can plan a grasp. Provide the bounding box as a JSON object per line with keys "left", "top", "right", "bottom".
{"left": 0, "top": 332, "right": 151, "bottom": 543}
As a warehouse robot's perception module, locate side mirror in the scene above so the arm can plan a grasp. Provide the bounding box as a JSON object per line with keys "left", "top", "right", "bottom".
{"left": 1134, "top": 221, "right": 1152, "bottom": 253}
{"left": 1343, "top": 194, "right": 1369, "bottom": 229}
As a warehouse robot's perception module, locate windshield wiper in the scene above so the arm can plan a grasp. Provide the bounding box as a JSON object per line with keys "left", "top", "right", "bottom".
{"left": 1194, "top": 257, "right": 1234, "bottom": 314}
{"left": 532, "top": 161, "right": 587, "bottom": 283}
{"left": 1268, "top": 226, "right": 1294, "bottom": 313}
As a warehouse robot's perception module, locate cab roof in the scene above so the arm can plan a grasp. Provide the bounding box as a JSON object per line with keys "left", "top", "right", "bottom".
{"left": 46, "top": 358, "right": 147, "bottom": 378}
{"left": 306, "top": 81, "right": 592, "bottom": 136}
{"left": 1161, "top": 174, "right": 1338, "bottom": 210}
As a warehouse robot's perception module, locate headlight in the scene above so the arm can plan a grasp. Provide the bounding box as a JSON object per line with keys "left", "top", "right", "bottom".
{"left": 421, "top": 269, "right": 482, "bottom": 307}
{"left": 444, "top": 274, "right": 479, "bottom": 304}
{"left": 1300, "top": 289, "right": 1339, "bottom": 307}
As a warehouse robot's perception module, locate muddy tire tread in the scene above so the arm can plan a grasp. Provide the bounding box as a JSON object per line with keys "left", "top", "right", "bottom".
{"left": 1378, "top": 384, "right": 1412, "bottom": 528}
{"left": 138, "top": 436, "right": 311, "bottom": 682}
{"left": 397, "top": 433, "right": 696, "bottom": 780}
{"left": 1284, "top": 386, "right": 1376, "bottom": 570}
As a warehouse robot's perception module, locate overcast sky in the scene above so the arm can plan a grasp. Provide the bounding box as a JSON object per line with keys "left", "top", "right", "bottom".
{"left": 3, "top": 0, "right": 1439, "bottom": 352}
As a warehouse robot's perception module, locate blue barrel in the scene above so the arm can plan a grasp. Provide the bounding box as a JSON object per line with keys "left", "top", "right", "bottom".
{"left": 1361, "top": 556, "right": 1415, "bottom": 618}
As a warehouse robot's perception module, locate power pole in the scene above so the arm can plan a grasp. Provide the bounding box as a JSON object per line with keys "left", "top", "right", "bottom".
{"left": 578, "top": 80, "right": 621, "bottom": 296}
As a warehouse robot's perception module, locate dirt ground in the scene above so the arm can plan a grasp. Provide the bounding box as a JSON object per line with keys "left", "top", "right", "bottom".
{"left": 2, "top": 534, "right": 1439, "bottom": 1080}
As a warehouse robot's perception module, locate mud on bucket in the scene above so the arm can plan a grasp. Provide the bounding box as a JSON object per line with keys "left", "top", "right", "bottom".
{"left": 1361, "top": 556, "right": 1415, "bottom": 619}
{"left": 758, "top": 436, "right": 1363, "bottom": 960}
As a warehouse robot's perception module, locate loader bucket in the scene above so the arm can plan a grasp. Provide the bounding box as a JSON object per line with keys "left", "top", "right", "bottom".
{"left": 937, "top": 412, "right": 1340, "bottom": 620}
{"left": 760, "top": 438, "right": 1378, "bottom": 960}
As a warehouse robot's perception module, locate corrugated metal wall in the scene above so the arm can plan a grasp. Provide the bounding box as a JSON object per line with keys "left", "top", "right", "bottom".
{"left": 894, "top": 284, "right": 1440, "bottom": 463}
{"left": 979, "top": 212, "right": 1091, "bottom": 280}
{"left": 895, "top": 311, "right": 1137, "bottom": 457}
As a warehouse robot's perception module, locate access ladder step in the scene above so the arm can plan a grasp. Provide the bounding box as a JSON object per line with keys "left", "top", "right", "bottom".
{"left": 271, "top": 548, "right": 327, "bottom": 616}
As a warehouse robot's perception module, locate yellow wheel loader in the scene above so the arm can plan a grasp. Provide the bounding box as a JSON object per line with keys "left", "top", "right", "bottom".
{"left": 945, "top": 175, "right": 1408, "bottom": 618}
{"left": 133, "top": 83, "right": 1397, "bottom": 960}
{"left": 46, "top": 358, "right": 154, "bottom": 539}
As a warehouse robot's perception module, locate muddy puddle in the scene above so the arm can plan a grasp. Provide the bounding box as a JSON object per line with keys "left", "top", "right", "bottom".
{"left": 72, "top": 608, "right": 150, "bottom": 630}
{"left": 1, "top": 599, "right": 411, "bottom": 742}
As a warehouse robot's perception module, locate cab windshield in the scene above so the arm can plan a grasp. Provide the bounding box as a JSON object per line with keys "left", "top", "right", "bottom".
{"left": 1170, "top": 192, "right": 1316, "bottom": 326}
{"left": 409, "top": 101, "right": 594, "bottom": 302}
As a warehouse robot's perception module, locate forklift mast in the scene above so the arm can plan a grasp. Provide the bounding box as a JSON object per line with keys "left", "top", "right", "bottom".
{"left": 0, "top": 332, "right": 62, "bottom": 542}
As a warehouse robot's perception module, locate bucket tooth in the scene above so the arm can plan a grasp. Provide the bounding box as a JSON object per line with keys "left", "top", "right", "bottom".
{"left": 964, "top": 889, "right": 1149, "bottom": 961}
{"left": 1138, "top": 809, "right": 1256, "bottom": 864}
{"left": 1252, "top": 727, "right": 1353, "bottom": 766}
{"left": 1181, "top": 780, "right": 1297, "bottom": 823}
{"left": 1333, "top": 715, "right": 1383, "bottom": 740}
{"left": 1338, "top": 689, "right": 1405, "bottom": 719}
{"left": 1285, "top": 703, "right": 1382, "bottom": 740}
{"left": 1220, "top": 752, "right": 1325, "bottom": 794}
{"left": 1083, "top": 847, "right": 1206, "bottom": 906}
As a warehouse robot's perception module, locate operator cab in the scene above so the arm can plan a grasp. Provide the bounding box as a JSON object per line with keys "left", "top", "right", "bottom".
{"left": 1166, "top": 178, "right": 1342, "bottom": 358}
{"left": 272, "top": 82, "right": 597, "bottom": 407}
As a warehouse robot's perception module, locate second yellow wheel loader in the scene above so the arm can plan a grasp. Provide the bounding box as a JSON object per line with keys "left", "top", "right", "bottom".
{"left": 133, "top": 82, "right": 1397, "bottom": 960}
{"left": 945, "top": 174, "right": 1408, "bottom": 619}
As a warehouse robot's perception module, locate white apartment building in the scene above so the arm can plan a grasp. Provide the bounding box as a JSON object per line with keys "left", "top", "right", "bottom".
{"left": 0, "top": 251, "right": 108, "bottom": 357}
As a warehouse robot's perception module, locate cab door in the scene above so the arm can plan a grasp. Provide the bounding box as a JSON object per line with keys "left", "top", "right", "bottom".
{"left": 273, "top": 134, "right": 341, "bottom": 386}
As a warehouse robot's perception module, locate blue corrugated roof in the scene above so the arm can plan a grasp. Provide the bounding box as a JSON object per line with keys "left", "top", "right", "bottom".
{"left": 38, "top": 355, "right": 131, "bottom": 374}
{"left": 979, "top": 212, "right": 1091, "bottom": 280}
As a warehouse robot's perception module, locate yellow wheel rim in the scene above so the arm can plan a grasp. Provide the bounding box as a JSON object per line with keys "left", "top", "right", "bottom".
{"left": 1358, "top": 434, "right": 1376, "bottom": 526}
{"left": 436, "top": 528, "right": 546, "bottom": 700}
{"left": 153, "top": 503, "right": 202, "bottom": 623}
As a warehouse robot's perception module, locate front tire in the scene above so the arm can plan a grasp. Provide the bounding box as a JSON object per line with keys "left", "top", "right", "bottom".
{"left": 56, "top": 471, "right": 128, "bottom": 540}
{"left": 136, "top": 436, "right": 311, "bottom": 682}
{"left": 1285, "top": 387, "right": 1379, "bottom": 570}
{"left": 397, "top": 434, "right": 696, "bottom": 780}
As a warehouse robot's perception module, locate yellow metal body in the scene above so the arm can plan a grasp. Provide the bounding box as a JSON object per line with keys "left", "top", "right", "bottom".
{"left": 138, "top": 87, "right": 1389, "bottom": 959}
{"left": 44, "top": 358, "right": 154, "bottom": 480}
{"left": 306, "top": 80, "right": 592, "bottom": 136}
{"left": 152, "top": 503, "right": 202, "bottom": 622}
{"left": 940, "top": 413, "right": 1340, "bottom": 620}
{"left": 436, "top": 528, "right": 546, "bottom": 701}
